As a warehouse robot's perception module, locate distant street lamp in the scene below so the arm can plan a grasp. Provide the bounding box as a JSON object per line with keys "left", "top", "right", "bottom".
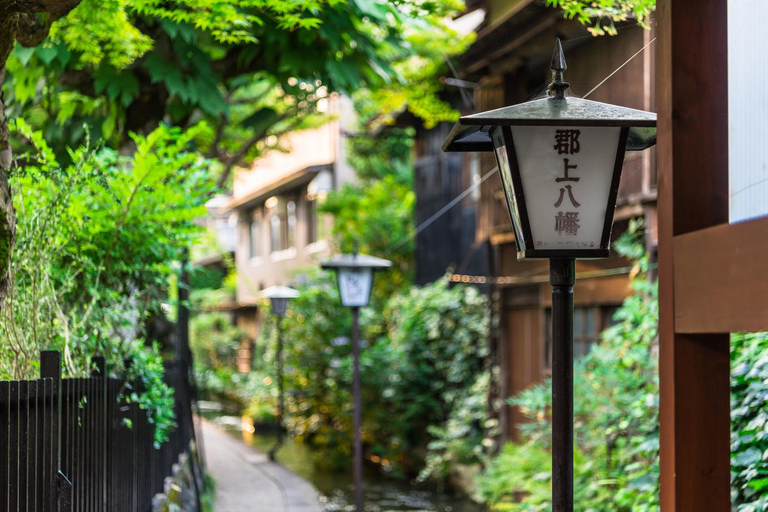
{"left": 321, "top": 249, "right": 391, "bottom": 512}
{"left": 443, "top": 39, "right": 657, "bottom": 512}
{"left": 260, "top": 285, "right": 299, "bottom": 461}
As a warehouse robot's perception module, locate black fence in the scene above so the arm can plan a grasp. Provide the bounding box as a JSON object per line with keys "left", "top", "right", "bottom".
{"left": 0, "top": 351, "right": 202, "bottom": 512}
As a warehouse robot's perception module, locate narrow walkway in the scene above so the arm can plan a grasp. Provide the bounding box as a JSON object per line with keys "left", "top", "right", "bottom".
{"left": 201, "top": 420, "right": 323, "bottom": 512}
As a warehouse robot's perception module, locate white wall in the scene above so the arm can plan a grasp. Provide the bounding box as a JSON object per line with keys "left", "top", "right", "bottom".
{"left": 729, "top": 0, "right": 768, "bottom": 223}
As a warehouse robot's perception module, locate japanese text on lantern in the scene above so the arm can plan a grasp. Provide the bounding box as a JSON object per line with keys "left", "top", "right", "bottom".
{"left": 553, "top": 129, "right": 581, "bottom": 236}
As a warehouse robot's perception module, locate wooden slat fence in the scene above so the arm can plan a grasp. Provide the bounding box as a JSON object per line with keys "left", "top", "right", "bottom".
{"left": 0, "top": 350, "right": 202, "bottom": 512}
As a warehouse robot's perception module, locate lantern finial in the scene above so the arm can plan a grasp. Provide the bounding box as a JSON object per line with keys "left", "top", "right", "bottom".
{"left": 549, "top": 38, "right": 569, "bottom": 100}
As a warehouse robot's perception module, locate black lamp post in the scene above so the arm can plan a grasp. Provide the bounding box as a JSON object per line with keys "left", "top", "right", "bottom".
{"left": 443, "top": 39, "right": 657, "bottom": 512}
{"left": 321, "top": 249, "right": 391, "bottom": 512}
{"left": 260, "top": 285, "right": 299, "bottom": 461}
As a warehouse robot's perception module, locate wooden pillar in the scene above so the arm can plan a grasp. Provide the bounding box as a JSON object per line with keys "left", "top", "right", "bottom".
{"left": 656, "top": 0, "right": 732, "bottom": 510}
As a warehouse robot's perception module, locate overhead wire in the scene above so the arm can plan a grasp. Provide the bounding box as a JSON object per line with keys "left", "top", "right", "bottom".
{"left": 384, "top": 166, "right": 497, "bottom": 256}
{"left": 582, "top": 37, "right": 656, "bottom": 99}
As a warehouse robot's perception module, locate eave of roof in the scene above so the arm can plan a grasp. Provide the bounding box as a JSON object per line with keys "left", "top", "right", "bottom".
{"left": 225, "top": 163, "right": 330, "bottom": 212}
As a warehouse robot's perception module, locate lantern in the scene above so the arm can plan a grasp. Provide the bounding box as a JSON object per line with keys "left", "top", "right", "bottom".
{"left": 443, "top": 39, "right": 657, "bottom": 259}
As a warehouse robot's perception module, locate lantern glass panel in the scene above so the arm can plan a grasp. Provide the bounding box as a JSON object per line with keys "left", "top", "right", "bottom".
{"left": 270, "top": 297, "right": 289, "bottom": 317}
{"left": 337, "top": 267, "right": 373, "bottom": 307}
{"left": 494, "top": 141, "right": 525, "bottom": 245}
{"left": 495, "top": 126, "right": 622, "bottom": 253}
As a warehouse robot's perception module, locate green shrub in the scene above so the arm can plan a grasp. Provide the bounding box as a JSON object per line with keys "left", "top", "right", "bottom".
{"left": 1, "top": 121, "right": 214, "bottom": 444}
{"left": 478, "top": 222, "right": 660, "bottom": 511}
{"left": 731, "top": 332, "right": 768, "bottom": 512}
{"left": 273, "top": 273, "right": 490, "bottom": 476}
{"left": 418, "top": 372, "right": 498, "bottom": 484}
{"left": 477, "top": 220, "right": 768, "bottom": 511}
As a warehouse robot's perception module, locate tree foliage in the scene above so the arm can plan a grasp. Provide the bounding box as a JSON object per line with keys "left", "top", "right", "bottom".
{"left": 1, "top": 121, "right": 213, "bottom": 442}
{"left": 319, "top": 127, "right": 417, "bottom": 296}
{"left": 545, "top": 0, "right": 654, "bottom": 36}
{"left": 7, "top": 0, "right": 471, "bottom": 182}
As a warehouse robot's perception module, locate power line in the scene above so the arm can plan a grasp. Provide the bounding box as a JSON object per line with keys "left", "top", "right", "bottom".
{"left": 583, "top": 37, "right": 657, "bottom": 99}
{"left": 384, "top": 166, "right": 497, "bottom": 255}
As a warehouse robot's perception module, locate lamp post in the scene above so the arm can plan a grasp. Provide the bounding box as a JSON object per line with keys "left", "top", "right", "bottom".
{"left": 321, "top": 249, "right": 391, "bottom": 512}
{"left": 260, "top": 285, "right": 299, "bottom": 461}
{"left": 443, "top": 39, "right": 657, "bottom": 512}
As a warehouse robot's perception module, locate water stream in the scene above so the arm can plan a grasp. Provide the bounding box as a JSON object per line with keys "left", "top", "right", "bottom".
{"left": 206, "top": 412, "right": 486, "bottom": 512}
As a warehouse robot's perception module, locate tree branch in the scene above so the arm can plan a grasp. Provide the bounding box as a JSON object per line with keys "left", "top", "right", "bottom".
{"left": 16, "top": 12, "right": 53, "bottom": 46}
{"left": 206, "top": 116, "right": 227, "bottom": 160}
{"left": 0, "top": 0, "right": 81, "bottom": 15}
{"left": 216, "top": 112, "right": 296, "bottom": 189}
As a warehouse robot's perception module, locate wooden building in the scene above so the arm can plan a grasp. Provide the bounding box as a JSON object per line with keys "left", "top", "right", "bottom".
{"left": 412, "top": 0, "right": 657, "bottom": 439}
{"left": 413, "top": 121, "right": 491, "bottom": 284}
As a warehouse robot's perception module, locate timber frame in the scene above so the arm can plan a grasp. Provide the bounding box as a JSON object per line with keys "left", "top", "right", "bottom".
{"left": 657, "top": 0, "right": 768, "bottom": 510}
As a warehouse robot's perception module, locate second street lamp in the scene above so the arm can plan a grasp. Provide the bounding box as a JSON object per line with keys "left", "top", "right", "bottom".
{"left": 260, "top": 285, "right": 299, "bottom": 461}
{"left": 321, "top": 249, "right": 391, "bottom": 512}
{"left": 443, "top": 39, "right": 657, "bottom": 512}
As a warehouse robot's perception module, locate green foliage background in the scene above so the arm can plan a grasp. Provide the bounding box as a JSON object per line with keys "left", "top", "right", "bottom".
{"left": 266, "top": 273, "right": 490, "bottom": 475}
{"left": 1, "top": 0, "right": 474, "bottom": 451}
{"left": 476, "top": 224, "right": 768, "bottom": 512}
{"left": 731, "top": 332, "right": 768, "bottom": 512}
{"left": 1, "top": 121, "right": 213, "bottom": 442}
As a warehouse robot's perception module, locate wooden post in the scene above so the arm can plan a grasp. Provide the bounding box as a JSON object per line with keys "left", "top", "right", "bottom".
{"left": 656, "top": 0, "right": 732, "bottom": 510}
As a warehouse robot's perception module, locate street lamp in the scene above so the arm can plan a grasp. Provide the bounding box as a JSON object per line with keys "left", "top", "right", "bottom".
{"left": 443, "top": 39, "right": 657, "bottom": 512}
{"left": 260, "top": 285, "right": 299, "bottom": 461}
{"left": 321, "top": 249, "right": 391, "bottom": 512}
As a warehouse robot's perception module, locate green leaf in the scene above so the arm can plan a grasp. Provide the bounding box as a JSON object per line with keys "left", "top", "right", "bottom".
{"left": 240, "top": 108, "right": 279, "bottom": 134}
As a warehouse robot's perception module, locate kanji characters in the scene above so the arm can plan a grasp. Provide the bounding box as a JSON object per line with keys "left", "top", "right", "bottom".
{"left": 554, "top": 185, "right": 580, "bottom": 208}
{"left": 554, "top": 129, "right": 581, "bottom": 155}
{"left": 555, "top": 212, "right": 580, "bottom": 236}
{"left": 551, "top": 130, "right": 583, "bottom": 239}
{"left": 556, "top": 158, "right": 580, "bottom": 182}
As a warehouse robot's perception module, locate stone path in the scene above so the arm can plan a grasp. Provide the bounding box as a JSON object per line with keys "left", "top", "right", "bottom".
{"left": 201, "top": 420, "right": 323, "bottom": 512}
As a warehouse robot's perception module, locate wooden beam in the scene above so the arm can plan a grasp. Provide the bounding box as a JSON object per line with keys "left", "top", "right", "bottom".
{"left": 656, "top": 0, "right": 731, "bottom": 511}
{"left": 674, "top": 216, "right": 768, "bottom": 333}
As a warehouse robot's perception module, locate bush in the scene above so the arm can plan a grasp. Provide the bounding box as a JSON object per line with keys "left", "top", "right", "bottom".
{"left": 1, "top": 121, "right": 214, "bottom": 444}
{"left": 272, "top": 273, "right": 490, "bottom": 476}
{"left": 418, "top": 372, "right": 498, "bottom": 484}
{"left": 731, "top": 332, "right": 768, "bottom": 512}
{"left": 478, "top": 223, "right": 660, "bottom": 511}
{"left": 477, "top": 222, "right": 768, "bottom": 511}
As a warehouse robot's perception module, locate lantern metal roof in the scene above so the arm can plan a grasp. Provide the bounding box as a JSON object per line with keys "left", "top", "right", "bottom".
{"left": 443, "top": 40, "right": 657, "bottom": 153}
{"left": 320, "top": 253, "right": 392, "bottom": 270}
{"left": 260, "top": 285, "right": 300, "bottom": 300}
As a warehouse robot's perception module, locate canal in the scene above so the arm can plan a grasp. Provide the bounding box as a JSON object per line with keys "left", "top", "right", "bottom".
{"left": 206, "top": 412, "right": 486, "bottom": 512}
